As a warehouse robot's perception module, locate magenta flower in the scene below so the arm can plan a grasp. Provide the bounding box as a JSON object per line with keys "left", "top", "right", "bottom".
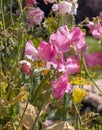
{"left": 38, "top": 41, "right": 57, "bottom": 61}
{"left": 51, "top": 73, "right": 71, "bottom": 100}
{"left": 84, "top": 52, "right": 102, "bottom": 67}
{"left": 26, "top": 0, "right": 37, "bottom": 6}
{"left": 25, "top": 40, "right": 38, "bottom": 60}
{"left": 71, "top": 27, "right": 87, "bottom": 51}
{"left": 19, "top": 60, "right": 32, "bottom": 76}
{"left": 99, "top": 12, "right": 102, "bottom": 20}
{"left": 88, "top": 22, "right": 102, "bottom": 39}
{"left": 28, "top": 7, "right": 44, "bottom": 28}
{"left": 47, "top": 52, "right": 65, "bottom": 71}
{"left": 65, "top": 56, "right": 79, "bottom": 74}
{"left": 50, "top": 25, "right": 71, "bottom": 53}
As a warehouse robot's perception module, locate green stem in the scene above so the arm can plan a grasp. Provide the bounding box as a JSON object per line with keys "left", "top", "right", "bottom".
{"left": 10, "top": 0, "right": 14, "bottom": 25}
{"left": 18, "top": 0, "right": 23, "bottom": 13}
{"left": 1, "top": 0, "right": 5, "bottom": 30}
{"left": 31, "top": 90, "right": 50, "bottom": 130}
{"left": 17, "top": 75, "right": 32, "bottom": 129}
{"left": 82, "top": 57, "right": 102, "bottom": 94}
{"left": 73, "top": 103, "right": 83, "bottom": 125}
{"left": 63, "top": 94, "right": 67, "bottom": 121}
{"left": 17, "top": 88, "right": 31, "bottom": 129}
{"left": 32, "top": 72, "right": 50, "bottom": 104}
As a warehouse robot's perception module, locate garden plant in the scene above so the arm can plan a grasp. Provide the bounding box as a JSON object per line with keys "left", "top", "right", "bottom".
{"left": 0, "top": 0, "right": 102, "bottom": 130}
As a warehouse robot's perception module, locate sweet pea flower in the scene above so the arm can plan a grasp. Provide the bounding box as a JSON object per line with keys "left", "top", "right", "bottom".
{"left": 19, "top": 60, "right": 32, "bottom": 76}
{"left": 71, "top": 27, "right": 87, "bottom": 51}
{"left": 52, "top": 56, "right": 79, "bottom": 74}
{"left": 28, "top": 7, "right": 44, "bottom": 28}
{"left": 52, "top": 4, "right": 58, "bottom": 11}
{"left": 46, "top": 52, "right": 64, "bottom": 70}
{"left": 51, "top": 73, "right": 71, "bottom": 100}
{"left": 67, "top": 0, "right": 78, "bottom": 15}
{"left": 99, "top": 12, "right": 102, "bottom": 20}
{"left": 50, "top": 25, "right": 71, "bottom": 53}
{"left": 38, "top": 41, "right": 57, "bottom": 61}
{"left": 26, "top": 0, "right": 37, "bottom": 6}
{"left": 88, "top": 22, "right": 102, "bottom": 39}
{"left": 58, "top": 1, "right": 72, "bottom": 15}
{"left": 25, "top": 40, "right": 38, "bottom": 60}
{"left": 65, "top": 56, "right": 79, "bottom": 74}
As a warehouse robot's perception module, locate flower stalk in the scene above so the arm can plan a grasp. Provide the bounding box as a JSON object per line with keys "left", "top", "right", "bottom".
{"left": 1, "top": 0, "right": 5, "bottom": 30}
{"left": 63, "top": 94, "right": 67, "bottom": 121}
{"left": 82, "top": 56, "right": 102, "bottom": 94}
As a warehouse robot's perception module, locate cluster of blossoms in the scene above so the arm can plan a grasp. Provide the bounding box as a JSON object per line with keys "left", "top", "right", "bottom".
{"left": 87, "top": 12, "right": 102, "bottom": 39}
{"left": 26, "top": 0, "right": 78, "bottom": 28}
{"left": 19, "top": 0, "right": 102, "bottom": 101}
{"left": 52, "top": 0, "right": 78, "bottom": 15}
{"left": 83, "top": 13, "right": 102, "bottom": 67}
{"left": 19, "top": 24, "right": 87, "bottom": 100}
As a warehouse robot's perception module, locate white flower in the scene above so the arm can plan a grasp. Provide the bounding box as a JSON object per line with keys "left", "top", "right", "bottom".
{"left": 58, "top": 1, "right": 72, "bottom": 15}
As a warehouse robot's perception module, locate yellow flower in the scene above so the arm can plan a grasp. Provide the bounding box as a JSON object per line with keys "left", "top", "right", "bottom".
{"left": 72, "top": 88, "right": 87, "bottom": 104}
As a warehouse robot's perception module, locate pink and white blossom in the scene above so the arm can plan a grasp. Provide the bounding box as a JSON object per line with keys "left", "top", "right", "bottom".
{"left": 88, "top": 22, "right": 102, "bottom": 39}
{"left": 28, "top": 7, "right": 44, "bottom": 28}
{"left": 58, "top": 1, "right": 72, "bottom": 15}
{"left": 25, "top": 40, "right": 38, "bottom": 60}
{"left": 19, "top": 60, "right": 32, "bottom": 76}
{"left": 52, "top": 4, "right": 58, "bottom": 11}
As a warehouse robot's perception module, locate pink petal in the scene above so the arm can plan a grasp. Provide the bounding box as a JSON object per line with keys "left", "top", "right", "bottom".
{"left": 25, "top": 40, "right": 38, "bottom": 60}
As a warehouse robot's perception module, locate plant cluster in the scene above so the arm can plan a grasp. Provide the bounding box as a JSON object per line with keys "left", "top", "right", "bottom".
{"left": 0, "top": 0, "right": 102, "bottom": 130}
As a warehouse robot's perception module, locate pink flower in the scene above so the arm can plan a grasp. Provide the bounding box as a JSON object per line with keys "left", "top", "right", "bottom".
{"left": 25, "top": 40, "right": 38, "bottom": 60}
{"left": 44, "top": 120, "right": 53, "bottom": 126}
{"left": 52, "top": 4, "right": 58, "bottom": 11}
{"left": 65, "top": 56, "right": 79, "bottom": 74}
{"left": 50, "top": 25, "right": 71, "bottom": 53}
{"left": 88, "top": 22, "right": 102, "bottom": 39}
{"left": 51, "top": 73, "right": 71, "bottom": 100}
{"left": 71, "top": 27, "right": 87, "bottom": 51}
{"left": 99, "top": 12, "right": 102, "bottom": 20}
{"left": 28, "top": 7, "right": 44, "bottom": 28}
{"left": 58, "top": 1, "right": 72, "bottom": 15}
{"left": 84, "top": 52, "right": 102, "bottom": 67}
{"left": 38, "top": 41, "right": 57, "bottom": 61}
{"left": 19, "top": 60, "right": 32, "bottom": 76}
{"left": 26, "top": 0, "right": 37, "bottom": 6}
{"left": 46, "top": 52, "right": 64, "bottom": 70}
